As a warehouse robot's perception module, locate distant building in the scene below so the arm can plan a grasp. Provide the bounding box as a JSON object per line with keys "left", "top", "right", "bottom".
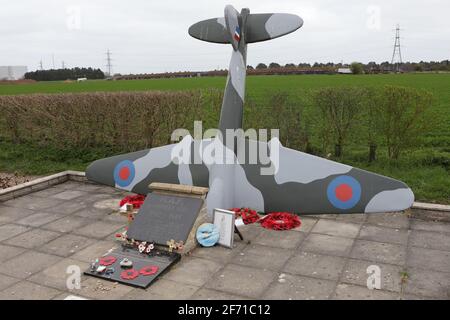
{"left": 337, "top": 68, "right": 352, "bottom": 74}
{"left": 0, "top": 66, "right": 28, "bottom": 80}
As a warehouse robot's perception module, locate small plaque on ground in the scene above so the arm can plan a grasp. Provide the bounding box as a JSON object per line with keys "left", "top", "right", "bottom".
{"left": 127, "top": 193, "right": 203, "bottom": 245}
{"left": 84, "top": 247, "right": 180, "bottom": 288}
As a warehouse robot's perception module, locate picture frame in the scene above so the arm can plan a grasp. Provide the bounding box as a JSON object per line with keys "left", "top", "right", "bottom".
{"left": 212, "top": 208, "right": 235, "bottom": 248}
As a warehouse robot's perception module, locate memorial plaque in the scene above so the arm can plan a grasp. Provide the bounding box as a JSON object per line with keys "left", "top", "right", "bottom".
{"left": 127, "top": 193, "right": 204, "bottom": 245}
{"left": 84, "top": 246, "right": 180, "bottom": 288}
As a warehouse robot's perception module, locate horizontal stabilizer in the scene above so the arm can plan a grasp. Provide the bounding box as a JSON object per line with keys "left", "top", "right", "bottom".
{"left": 188, "top": 18, "right": 229, "bottom": 44}
{"left": 188, "top": 13, "right": 303, "bottom": 44}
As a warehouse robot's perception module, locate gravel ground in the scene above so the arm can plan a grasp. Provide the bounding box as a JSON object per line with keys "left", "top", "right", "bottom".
{"left": 0, "top": 172, "right": 39, "bottom": 189}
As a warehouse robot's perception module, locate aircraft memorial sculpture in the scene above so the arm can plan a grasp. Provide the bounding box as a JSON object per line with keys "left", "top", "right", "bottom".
{"left": 86, "top": 5, "right": 414, "bottom": 215}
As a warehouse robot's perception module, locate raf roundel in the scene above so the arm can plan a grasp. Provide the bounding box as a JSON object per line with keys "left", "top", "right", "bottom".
{"left": 327, "top": 175, "right": 361, "bottom": 210}
{"left": 114, "top": 160, "right": 135, "bottom": 188}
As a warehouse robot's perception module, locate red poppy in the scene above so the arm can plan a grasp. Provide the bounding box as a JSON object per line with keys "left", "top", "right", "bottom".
{"left": 119, "top": 195, "right": 146, "bottom": 209}
{"left": 230, "top": 208, "right": 260, "bottom": 225}
{"left": 99, "top": 256, "right": 117, "bottom": 266}
{"left": 260, "top": 212, "right": 301, "bottom": 231}
{"left": 120, "top": 269, "right": 139, "bottom": 280}
{"left": 139, "top": 265, "right": 159, "bottom": 276}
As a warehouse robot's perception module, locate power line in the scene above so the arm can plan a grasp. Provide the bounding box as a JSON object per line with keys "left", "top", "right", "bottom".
{"left": 106, "top": 49, "right": 113, "bottom": 76}
{"left": 391, "top": 24, "right": 403, "bottom": 72}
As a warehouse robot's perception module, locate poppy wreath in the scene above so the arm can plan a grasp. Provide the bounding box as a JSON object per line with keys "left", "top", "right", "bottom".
{"left": 99, "top": 256, "right": 117, "bottom": 266}
{"left": 139, "top": 265, "right": 159, "bottom": 276}
{"left": 119, "top": 195, "right": 146, "bottom": 209}
{"left": 120, "top": 269, "right": 139, "bottom": 280}
{"left": 260, "top": 212, "right": 301, "bottom": 231}
{"left": 230, "top": 208, "right": 260, "bottom": 225}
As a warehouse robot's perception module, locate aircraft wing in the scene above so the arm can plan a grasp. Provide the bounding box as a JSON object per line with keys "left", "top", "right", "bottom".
{"left": 231, "top": 138, "right": 414, "bottom": 214}
{"left": 85, "top": 136, "right": 210, "bottom": 194}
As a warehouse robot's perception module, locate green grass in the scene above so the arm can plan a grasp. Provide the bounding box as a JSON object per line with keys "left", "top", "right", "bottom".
{"left": 1, "top": 74, "right": 449, "bottom": 203}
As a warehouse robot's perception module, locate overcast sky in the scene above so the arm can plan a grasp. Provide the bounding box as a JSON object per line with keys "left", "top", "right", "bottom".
{"left": 1, "top": 0, "right": 449, "bottom": 74}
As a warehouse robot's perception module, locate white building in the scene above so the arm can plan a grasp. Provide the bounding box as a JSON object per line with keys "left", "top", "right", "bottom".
{"left": 0, "top": 66, "right": 28, "bottom": 80}
{"left": 337, "top": 68, "right": 352, "bottom": 74}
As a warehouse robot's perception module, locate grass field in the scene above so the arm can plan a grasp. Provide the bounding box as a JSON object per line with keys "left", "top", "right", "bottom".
{"left": 0, "top": 73, "right": 449, "bottom": 203}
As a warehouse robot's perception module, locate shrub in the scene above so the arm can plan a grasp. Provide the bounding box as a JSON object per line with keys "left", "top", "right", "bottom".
{"left": 350, "top": 62, "right": 364, "bottom": 75}
{"left": 313, "top": 87, "right": 367, "bottom": 157}
{"left": 0, "top": 91, "right": 203, "bottom": 153}
{"left": 374, "top": 86, "right": 434, "bottom": 160}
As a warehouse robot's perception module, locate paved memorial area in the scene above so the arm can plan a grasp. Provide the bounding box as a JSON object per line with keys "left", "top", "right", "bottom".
{"left": 0, "top": 180, "right": 449, "bottom": 300}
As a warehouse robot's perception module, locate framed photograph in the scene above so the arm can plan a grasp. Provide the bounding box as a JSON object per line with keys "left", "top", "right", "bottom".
{"left": 212, "top": 208, "right": 235, "bottom": 248}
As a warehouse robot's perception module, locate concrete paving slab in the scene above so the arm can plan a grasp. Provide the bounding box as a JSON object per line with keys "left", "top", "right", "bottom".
{"left": 163, "top": 257, "right": 222, "bottom": 287}
{"left": 42, "top": 216, "right": 94, "bottom": 233}
{"left": 76, "top": 277, "right": 135, "bottom": 300}
{"left": 71, "top": 183, "right": 103, "bottom": 193}
{"left": 292, "top": 217, "right": 318, "bottom": 233}
{"left": 56, "top": 181, "right": 86, "bottom": 190}
{"left": 73, "top": 221, "right": 124, "bottom": 239}
{"left": 206, "top": 264, "right": 277, "bottom": 299}
{"left": 4, "top": 229, "right": 61, "bottom": 249}
{"left": 0, "top": 205, "right": 36, "bottom": 220}
{"left": 252, "top": 229, "right": 305, "bottom": 249}
{"left": 404, "top": 267, "right": 450, "bottom": 299}
{"left": 311, "top": 220, "right": 361, "bottom": 238}
{"left": 335, "top": 213, "right": 368, "bottom": 224}
{"left": 283, "top": 251, "right": 346, "bottom": 281}
{"left": 358, "top": 225, "right": 409, "bottom": 246}
{"left": 123, "top": 279, "right": 199, "bottom": 300}
{"left": 71, "top": 240, "right": 118, "bottom": 263}
{"left": 0, "top": 281, "right": 61, "bottom": 300}
{"left": 0, "top": 251, "right": 62, "bottom": 279}
{"left": 0, "top": 216, "right": 14, "bottom": 226}
{"left": 263, "top": 273, "right": 336, "bottom": 300}
{"left": 409, "top": 229, "right": 450, "bottom": 251}
{"left": 341, "top": 259, "right": 404, "bottom": 293}
{"left": 3, "top": 196, "right": 64, "bottom": 211}
{"left": 366, "top": 212, "right": 409, "bottom": 229}
{"left": 191, "top": 242, "right": 247, "bottom": 264}
{"left": 0, "top": 244, "right": 27, "bottom": 263}
{"left": 28, "top": 258, "right": 89, "bottom": 291}
{"left": 233, "top": 244, "right": 294, "bottom": 271}
{"left": 39, "top": 234, "right": 96, "bottom": 258}
{"left": 46, "top": 201, "right": 88, "bottom": 216}
{"left": 191, "top": 288, "right": 249, "bottom": 300}
{"left": 74, "top": 206, "right": 114, "bottom": 219}
{"left": 407, "top": 246, "right": 450, "bottom": 273}
{"left": 0, "top": 274, "right": 21, "bottom": 291}
{"left": 101, "top": 212, "right": 128, "bottom": 224}
{"left": 235, "top": 224, "right": 263, "bottom": 242}
{"left": 52, "top": 293, "right": 90, "bottom": 300}
{"left": 410, "top": 219, "right": 450, "bottom": 234}
{"left": 333, "top": 283, "right": 399, "bottom": 300}
{"left": 0, "top": 224, "right": 31, "bottom": 242}
{"left": 51, "top": 190, "right": 88, "bottom": 201}
{"left": 301, "top": 234, "right": 354, "bottom": 257}
{"left": 350, "top": 240, "right": 406, "bottom": 266}
{"left": 16, "top": 212, "right": 62, "bottom": 227}
{"left": 31, "top": 187, "right": 68, "bottom": 198}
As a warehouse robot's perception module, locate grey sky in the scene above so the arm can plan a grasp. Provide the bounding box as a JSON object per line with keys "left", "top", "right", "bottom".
{"left": 1, "top": 0, "right": 449, "bottom": 74}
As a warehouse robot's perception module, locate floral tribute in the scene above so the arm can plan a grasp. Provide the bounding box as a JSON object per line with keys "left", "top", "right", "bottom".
{"left": 119, "top": 194, "right": 146, "bottom": 209}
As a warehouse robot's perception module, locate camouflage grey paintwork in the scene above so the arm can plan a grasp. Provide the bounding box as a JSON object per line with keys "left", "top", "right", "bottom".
{"left": 86, "top": 5, "right": 414, "bottom": 215}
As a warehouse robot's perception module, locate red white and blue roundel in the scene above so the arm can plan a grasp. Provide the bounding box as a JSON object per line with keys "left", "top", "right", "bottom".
{"left": 114, "top": 160, "right": 135, "bottom": 188}
{"left": 327, "top": 175, "right": 361, "bottom": 210}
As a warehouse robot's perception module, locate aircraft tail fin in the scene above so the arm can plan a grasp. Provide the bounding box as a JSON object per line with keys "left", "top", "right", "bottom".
{"left": 188, "top": 13, "right": 303, "bottom": 44}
